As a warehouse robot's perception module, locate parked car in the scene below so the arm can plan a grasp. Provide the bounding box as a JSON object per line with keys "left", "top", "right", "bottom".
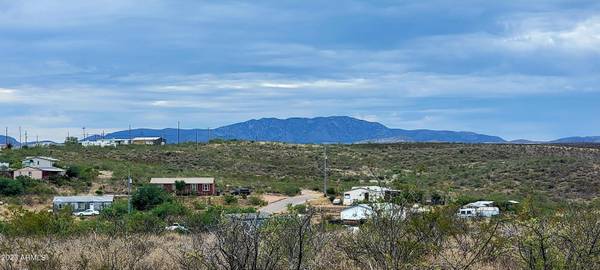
{"left": 332, "top": 198, "right": 342, "bottom": 205}
{"left": 230, "top": 187, "right": 251, "bottom": 196}
{"left": 165, "top": 223, "right": 189, "bottom": 232}
{"left": 74, "top": 209, "right": 100, "bottom": 216}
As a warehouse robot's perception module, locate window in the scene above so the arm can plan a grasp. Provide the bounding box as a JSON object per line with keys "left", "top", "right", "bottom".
{"left": 203, "top": 184, "right": 210, "bottom": 191}
{"left": 191, "top": 184, "right": 197, "bottom": 192}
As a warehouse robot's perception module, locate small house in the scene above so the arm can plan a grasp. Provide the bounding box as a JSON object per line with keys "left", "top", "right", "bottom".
{"left": 15, "top": 156, "right": 65, "bottom": 180}
{"left": 457, "top": 201, "right": 500, "bottom": 218}
{"left": 343, "top": 186, "right": 390, "bottom": 206}
{"left": 131, "top": 137, "right": 166, "bottom": 145}
{"left": 150, "top": 177, "right": 216, "bottom": 196}
{"left": 53, "top": 195, "right": 114, "bottom": 213}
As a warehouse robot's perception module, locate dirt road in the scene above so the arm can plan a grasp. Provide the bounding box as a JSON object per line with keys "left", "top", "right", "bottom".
{"left": 259, "top": 190, "right": 322, "bottom": 214}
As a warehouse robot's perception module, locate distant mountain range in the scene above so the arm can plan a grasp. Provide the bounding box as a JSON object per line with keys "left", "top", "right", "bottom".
{"left": 2, "top": 117, "right": 599, "bottom": 146}
{"left": 549, "top": 136, "right": 600, "bottom": 144}
{"left": 0, "top": 135, "right": 20, "bottom": 147}
{"left": 80, "top": 116, "right": 595, "bottom": 145}
{"left": 83, "top": 116, "right": 504, "bottom": 144}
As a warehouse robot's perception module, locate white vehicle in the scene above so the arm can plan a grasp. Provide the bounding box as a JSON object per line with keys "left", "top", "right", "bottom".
{"left": 165, "top": 223, "right": 189, "bottom": 232}
{"left": 332, "top": 198, "right": 342, "bottom": 205}
{"left": 74, "top": 209, "right": 100, "bottom": 216}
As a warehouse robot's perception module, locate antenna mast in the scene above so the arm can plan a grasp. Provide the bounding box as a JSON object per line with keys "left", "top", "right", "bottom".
{"left": 323, "top": 145, "right": 328, "bottom": 197}
{"left": 177, "top": 121, "right": 180, "bottom": 144}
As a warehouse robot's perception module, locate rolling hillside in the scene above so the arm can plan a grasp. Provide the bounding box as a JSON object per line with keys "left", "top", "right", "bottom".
{"left": 3, "top": 141, "right": 600, "bottom": 202}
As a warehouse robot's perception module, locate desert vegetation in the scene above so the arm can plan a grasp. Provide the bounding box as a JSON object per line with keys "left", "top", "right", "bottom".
{"left": 2, "top": 142, "right": 600, "bottom": 268}
{"left": 2, "top": 198, "right": 600, "bottom": 269}
{"left": 2, "top": 141, "right": 600, "bottom": 202}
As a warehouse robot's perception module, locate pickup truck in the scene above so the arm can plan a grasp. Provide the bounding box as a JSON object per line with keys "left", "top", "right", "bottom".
{"left": 230, "top": 187, "right": 251, "bottom": 196}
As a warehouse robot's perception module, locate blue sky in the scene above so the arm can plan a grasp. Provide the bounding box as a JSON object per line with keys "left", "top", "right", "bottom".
{"left": 1, "top": 0, "right": 599, "bottom": 141}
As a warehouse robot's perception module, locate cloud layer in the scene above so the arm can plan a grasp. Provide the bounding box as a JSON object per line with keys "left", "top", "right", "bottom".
{"left": 0, "top": 0, "right": 599, "bottom": 141}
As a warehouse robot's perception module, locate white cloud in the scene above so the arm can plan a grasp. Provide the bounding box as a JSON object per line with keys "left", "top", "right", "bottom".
{"left": 0, "top": 88, "right": 21, "bottom": 102}
{"left": 502, "top": 16, "right": 600, "bottom": 52}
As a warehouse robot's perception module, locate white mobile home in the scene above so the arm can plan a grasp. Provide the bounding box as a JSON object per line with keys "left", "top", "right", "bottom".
{"left": 53, "top": 195, "right": 114, "bottom": 213}
{"left": 457, "top": 201, "right": 500, "bottom": 218}
{"left": 343, "top": 186, "right": 390, "bottom": 205}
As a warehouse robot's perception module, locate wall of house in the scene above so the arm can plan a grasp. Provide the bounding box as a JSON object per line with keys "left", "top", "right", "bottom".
{"left": 155, "top": 183, "right": 215, "bottom": 196}
{"left": 22, "top": 158, "right": 54, "bottom": 168}
{"left": 186, "top": 183, "right": 215, "bottom": 196}
{"left": 14, "top": 168, "right": 43, "bottom": 180}
{"left": 53, "top": 201, "right": 113, "bottom": 212}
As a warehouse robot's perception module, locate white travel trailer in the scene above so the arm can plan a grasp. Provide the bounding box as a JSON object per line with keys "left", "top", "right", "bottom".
{"left": 342, "top": 186, "right": 390, "bottom": 206}
{"left": 340, "top": 203, "right": 406, "bottom": 224}
{"left": 457, "top": 201, "right": 500, "bottom": 218}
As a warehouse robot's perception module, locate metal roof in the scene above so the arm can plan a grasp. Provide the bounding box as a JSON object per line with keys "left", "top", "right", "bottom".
{"left": 150, "top": 177, "right": 215, "bottom": 184}
{"left": 132, "top": 137, "right": 163, "bottom": 140}
{"left": 17, "top": 166, "right": 65, "bottom": 172}
{"left": 24, "top": 156, "right": 59, "bottom": 162}
{"left": 53, "top": 195, "right": 114, "bottom": 203}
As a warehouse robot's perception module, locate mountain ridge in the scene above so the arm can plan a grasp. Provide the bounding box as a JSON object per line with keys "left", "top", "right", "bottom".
{"left": 89, "top": 116, "right": 506, "bottom": 144}
{"left": 4, "top": 117, "right": 599, "bottom": 145}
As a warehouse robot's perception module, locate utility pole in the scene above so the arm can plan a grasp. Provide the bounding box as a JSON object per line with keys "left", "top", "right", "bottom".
{"left": 82, "top": 127, "right": 86, "bottom": 141}
{"left": 36, "top": 135, "right": 39, "bottom": 147}
{"left": 177, "top": 121, "right": 180, "bottom": 144}
{"left": 207, "top": 127, "right": 211, "bottom": 143}
{"left": 128, "top": 124, "right": 132, "bottom": 143}
{"left": 323, "top": 145, "right": 328, "bottom": 197}
{"left": 24, "top": 131, "right": 27, "bottom": 146}
{"left": 127, "top": 170, "right": 132, "bottom": 214}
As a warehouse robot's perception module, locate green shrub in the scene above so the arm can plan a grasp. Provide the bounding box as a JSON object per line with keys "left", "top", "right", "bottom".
{"left": 151, "top": 201, "right": 189, "bottom": 219}
{"left": 223, "top": 195, "right": 238, "bottom": 205}
{"left": 100, "top": 200, "right": 130, "bottom": 220}
{"left": 3, "top": 207, "right": 75, "bottom": 236}
{"left": 175, "top": 180, "right": 186, "bottom": 195}
{"left": 0, "top": 178, "right": 24, "bottom": 196}
{"left": 282, "top": 186, "right": 301, "bottom": 196}
{"left": 193, "top": 201, "right": 208, "bottom": 210}
{"left": 248, "top": 196, "right": 267, "bottom": 206}
{"left": 326, "top": 187, "right": 336, "bottom": 195}
{"left": 132, "top": 185, "right": 172, "bottom": 211}
{"left": 22, "top": 180, "right": 55, "bottom": 195}
{"left": 126, "top": 212, "right": 165, "bottom": 233}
